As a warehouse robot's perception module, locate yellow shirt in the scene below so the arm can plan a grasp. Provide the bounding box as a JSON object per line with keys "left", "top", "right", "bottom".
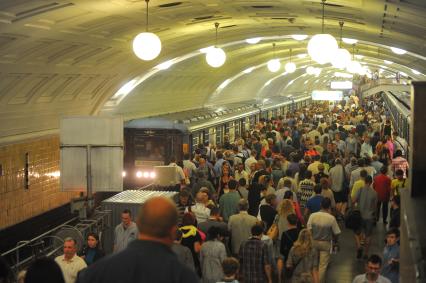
{"left": 391, "top": 178, "right": 406, "bottom": 196}
{"left": 351, "top": 179, "right": 365, "bottom": 199}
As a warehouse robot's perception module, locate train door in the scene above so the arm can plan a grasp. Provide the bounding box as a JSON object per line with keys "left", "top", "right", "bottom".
{"left": 229, "top": 121, "right": 235, "bottom": 142}
{"left": 209, "top": 127, "right": 216, "bottom": 146}
{"left": 216, "top": 125, "right": 223, "bottom": 146}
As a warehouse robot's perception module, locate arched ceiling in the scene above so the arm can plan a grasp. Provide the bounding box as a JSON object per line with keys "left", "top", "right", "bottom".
{"left": 0, "top": 0, "right": 425, "bottom": 141}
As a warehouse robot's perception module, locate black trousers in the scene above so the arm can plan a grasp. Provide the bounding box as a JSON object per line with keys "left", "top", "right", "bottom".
{"left": 376, "top": 200, "right": 389, "bottom": 222}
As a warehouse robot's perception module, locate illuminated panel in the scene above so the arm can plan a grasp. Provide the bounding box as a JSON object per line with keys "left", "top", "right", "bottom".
{"left": 312, "top": 90, "right": 343, "bottom": 101}
{"left": 330, "top": 81, "right": 353, "bottom": 89}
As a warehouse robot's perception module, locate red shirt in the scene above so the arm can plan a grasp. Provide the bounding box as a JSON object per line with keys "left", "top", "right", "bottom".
{"left": 373, "top": 173, "right": 392, "bottom": 202}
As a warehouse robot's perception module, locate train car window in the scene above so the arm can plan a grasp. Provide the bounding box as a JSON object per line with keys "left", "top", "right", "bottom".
{"left": 133, "top": 135, "right": 166, "bottom": 164}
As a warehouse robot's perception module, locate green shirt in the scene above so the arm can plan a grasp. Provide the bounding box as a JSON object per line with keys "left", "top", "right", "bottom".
{"left": 219, "top": 191, "right": 241, "bottom": 222}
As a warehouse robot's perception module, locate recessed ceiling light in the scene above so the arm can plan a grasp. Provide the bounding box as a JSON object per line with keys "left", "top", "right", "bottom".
{"left": 297, "top": 53, "right": 307, "bottom": 58}
{"left": 342, "top": 38, "right": 358, "bottom": 44}
{"left": 245, "top": 37, "right": 262, "bottom": 44}
{"left": 412, "top": 69, "right": 421, "bottom": 75}
{"left": 156, "top": 60, "right": 174, "bottom": 70}
{"left": 200, "top": 46, "right": 214, "bottom": 53}
{"left": 390, "top": 47, "right": 407, "bottom": 55}
{"left": 384, "top": 60, "right": 393, "bottom": 65}
{"left": 381, "top": 65, "right": 388, "bottom": 69}
{"left": 355, "top": 55, "right": 363, "bottom": 59}
{"left": 264, "top": 79, "right": 273, "bottom": 86}
{"left": 218, "top": 79, "right": 231, "bottom": 90}
{"left": 243, "top": 67, "right": 255, "bottom": 74}
{"left": 291, "top": 34, "right": 308, "bottom": 41}
{"left": 400, "top": 72, "right": 408, "bottom": 77}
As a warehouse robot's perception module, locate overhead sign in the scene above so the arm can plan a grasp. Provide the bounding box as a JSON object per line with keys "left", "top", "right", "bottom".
{"left": 330, "top": 81, "right": 353, "bottom": 89}
{"left": 311, "top": 90, "right": 343, "bottom": 101}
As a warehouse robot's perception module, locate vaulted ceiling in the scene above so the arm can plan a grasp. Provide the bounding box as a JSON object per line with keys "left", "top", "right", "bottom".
{"left": 0, "top": 0, "right": 425, "bottom": 142}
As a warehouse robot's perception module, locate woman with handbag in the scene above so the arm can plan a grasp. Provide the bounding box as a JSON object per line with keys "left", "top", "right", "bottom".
{"left": 286, "top": 229, "right": 319, "bottom": 283}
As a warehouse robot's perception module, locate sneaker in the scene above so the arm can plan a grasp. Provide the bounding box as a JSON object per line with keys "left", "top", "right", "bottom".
{"left": 356, "top": 248, "right": 363, "bottom": 259}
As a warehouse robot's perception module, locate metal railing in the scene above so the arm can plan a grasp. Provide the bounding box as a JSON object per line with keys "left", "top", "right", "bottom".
{"left": 359, "top": 78, "right": 410, "bottom": 93}
{"left": 1, "top": 208, "right": 111, "bottom": 276}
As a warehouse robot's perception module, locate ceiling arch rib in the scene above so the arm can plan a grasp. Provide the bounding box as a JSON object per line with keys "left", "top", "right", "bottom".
{"left": 0, "top": 0, "right": 425, "bottom": 142}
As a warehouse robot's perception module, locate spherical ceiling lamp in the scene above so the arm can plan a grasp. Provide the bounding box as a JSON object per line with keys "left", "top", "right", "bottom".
{"left": 267, "top": 59, "right": 281, "bottom": 72}
{"left": 308, "top": 34, "right": 338, "bottom": 64}
{"left": 206, "top": 47, "right": 226, "bottom": 68}
{"left": 331, "top": 48, "right": 351, "bottom": 69}
{"left": 133, "top": 32, "right": 162, "bottom": 61}
{"left": 285, "top": 49, "right": 296, "bottom": 73}
{"left": 307, "top": 0, "right": 338, "bottom": 65}
{"left": 205, "top": 22, "right": 226, "bottom": 68}
{"left": 132, "top": 0, "right": 161, "bottom": 61}
{"left": 346, "top": 60, "right": 362, "bottom": 74}
{"left": 306, "top": 66, "right": 315, "bottom": 75}
{"left": 331, "top": 22, "right": 351, "bottom": 69}
{"left": 285, "top": 62, "right": 296, "bottom": 73}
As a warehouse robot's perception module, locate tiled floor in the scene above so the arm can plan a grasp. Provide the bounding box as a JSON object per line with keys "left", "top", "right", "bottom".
{"left": 325, "top": 220, "right": 387, "bottom": 283}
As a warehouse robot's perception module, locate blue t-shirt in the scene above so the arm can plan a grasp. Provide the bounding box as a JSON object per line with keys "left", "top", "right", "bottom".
{"left": 306, "top": 195, "right": 324, "bottom": 213}
{"left": 85, "top": 248, "right": 96, "bottom": 265}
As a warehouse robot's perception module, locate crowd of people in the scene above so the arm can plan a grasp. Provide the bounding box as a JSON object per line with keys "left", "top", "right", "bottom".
{"left": 0, "top": 93, "right": 408, "bottom": 283}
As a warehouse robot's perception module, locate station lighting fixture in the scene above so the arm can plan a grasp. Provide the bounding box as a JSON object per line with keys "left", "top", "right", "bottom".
{"left": 285, "top": 49, "right": 296, "bottom": 73}
{"left": 307, "top": 0, "right": 338, "bottom": 64}
{"left": 347, "top": 60, "right": 362, "bottom": 74}
{"left": 331, "top": 21, "right": 351, "bottom": 69}
{"left": 136, "top": 171, "right": 143, "bottom": 178}
{"left": 306, "top": 66, "right": 316, "bottom": 75}
{"left": 412, "top": 69, "right": 421, "bottom": 75}
{"left": 206, "top": 23, "right": 226, "bottom": 68}
{"left": 122, "top": 171, "right": 126, "bottom": 177}
{"left": 267, "top": 43, "right": 281, "bottom": 72}
{"left": 342, "top": 38, "right": 358, "bottom": 44}
{"left": 133, "top": 0, "right": 162, "bottom": 61}
{"left": 390, "top": 47, "right": 407, "bottom": 55}
{"left": 334, "top": 72, "right": 353, "bottom": 78}
{"left": 298, "top": 53, "right": 308, "bottom": 58}
{"left": 384, "top": 60, "right": 393, "bottom": 65}
{"left": 291, "top": 34, "right": 308, "bottom": 41}
{"left": 313, "top": 67, "right": 322, "bottom": 76}
{"left": 331, "top": 81, "right": 353, "bottom": 89}
{"left": 156, "top": 60, "right": 174, "bottom": 70}
{"left": 245, "top": 37, "right": 262, "bottom": 44}
{"left": 243, "top": 67, "right": 255, "bottom": 74}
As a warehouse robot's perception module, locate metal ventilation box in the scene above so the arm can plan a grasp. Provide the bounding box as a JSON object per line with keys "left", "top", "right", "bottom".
{"left": 101, "top": 190, "right": 177, "bottom": 254}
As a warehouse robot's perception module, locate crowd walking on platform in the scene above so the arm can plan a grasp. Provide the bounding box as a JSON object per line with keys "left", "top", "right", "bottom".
{"left": 0, "top": 93, "right": 407, "bottom": 282}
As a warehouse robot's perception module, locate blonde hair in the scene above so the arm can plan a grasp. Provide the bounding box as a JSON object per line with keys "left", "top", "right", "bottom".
{"left": 292, "top": 228, "right": 313, "bottom": 257}
{"left": 278, "top": 199, "right": 295, "bottom": 217}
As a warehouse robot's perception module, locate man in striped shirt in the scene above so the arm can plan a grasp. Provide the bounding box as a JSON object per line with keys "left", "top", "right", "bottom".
{"left": 391, "top": 150, "right": 409, "bottom": 178}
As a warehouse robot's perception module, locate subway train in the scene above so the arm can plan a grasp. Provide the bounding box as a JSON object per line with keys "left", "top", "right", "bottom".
{"left": 382, "top": 90, "right": 411, "bottom": 143}
{"left": 123, "top": 96, "right": 311, "bottom": 188}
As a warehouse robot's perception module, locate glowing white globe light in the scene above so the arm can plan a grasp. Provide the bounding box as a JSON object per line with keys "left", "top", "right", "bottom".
{"left": 331, "top": 48, "right": 351, "bottom": 69}
{"left": 267, "top": 59, "right": 281, "bottom": 72}
{"left": 306, "top": 66, "right": 315, "bottom": 75}
{"left": 307, "top": 34, "right": 338, "bottom": 64}
{"left": 285, "top": 62, "right": 296, "bottom": 73}
{"left": 133, "top": 32, "right": 162, "bottom": 61}
{"left": 136, "top": 171, "right": 143, "bottom": 178}
{"left": 346, "top": 60, "right": 362, "bottom": 74}
{"left": 143, "top": 172, "right": 149, "bottom": 178}
{"left": 206, "top": 47, "right": 226, "bottom": 68}
{"left": 313, "top": 67, "right": 322, "bottom": 76}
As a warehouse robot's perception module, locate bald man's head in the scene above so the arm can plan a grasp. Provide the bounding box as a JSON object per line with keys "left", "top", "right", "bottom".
{"left": 137, "top": 197, "right": 178, "bottom": 239}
